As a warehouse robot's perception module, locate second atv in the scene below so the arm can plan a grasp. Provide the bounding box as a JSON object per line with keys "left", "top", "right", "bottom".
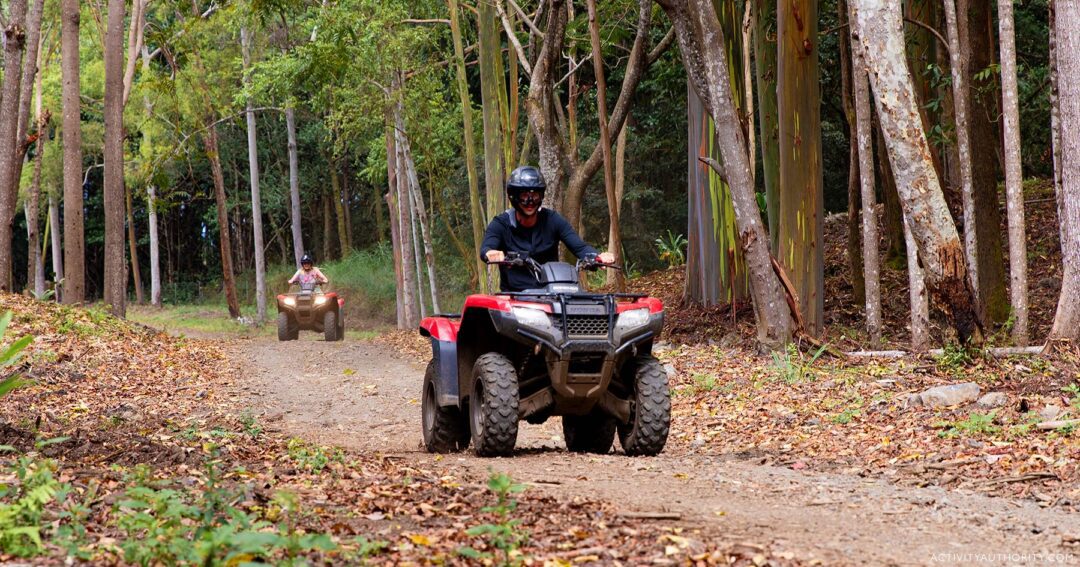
{"left": 276, "top": 281, "right": 345, "bottom": 341}
{"left": 419, "top": 253, "right": 670, "bottom": 457}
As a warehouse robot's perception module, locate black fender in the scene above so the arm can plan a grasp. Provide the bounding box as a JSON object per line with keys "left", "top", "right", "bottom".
{"left": 427, "top": 338, "right": 459, "bottom": 408}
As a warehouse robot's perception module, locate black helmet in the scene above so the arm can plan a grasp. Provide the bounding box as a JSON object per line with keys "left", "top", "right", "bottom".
{"left": 300, "top": 254, "right": 314, "bottom": 266}
{"left": 506, "top": 166, "right": 546, "bottom": 215}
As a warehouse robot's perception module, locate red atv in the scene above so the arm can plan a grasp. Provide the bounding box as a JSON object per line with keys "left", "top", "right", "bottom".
{"left": 419, "top": 253, "right": 670, "bottom": 457}
{"left": 276, "top": 281, "right": 345, "bottom": 342}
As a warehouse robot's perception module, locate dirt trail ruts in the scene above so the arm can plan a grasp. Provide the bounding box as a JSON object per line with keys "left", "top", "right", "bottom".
{"left": 233, "top": 336, "right": 1079, "bottom": 566}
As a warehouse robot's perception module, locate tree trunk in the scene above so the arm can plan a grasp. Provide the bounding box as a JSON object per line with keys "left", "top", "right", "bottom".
{"left": 995, "top": 0, "right": 1028, "bottom": 344}
{"left": 126, "top": 181, "right": 145, "bottom": 304}
{"left": 847, "top": 0, "right": 881, "bottom": 347}
{"left": 586, "top": 0, "right": 625, "bottom": 291}
{"left": 839, "top": 0, "right": 864, "bottom": 306}
{"left": 753, "top": 0, "right": 780, "bottom": 251}
{"left": 11, "top": 0, "right": 45, "bottom": 199}
{"left": 396, "top": 119, "right": 441, "bottom": 314}
{"left": 1049, "top": 2, "right": 1080, "bottom": 341}
{"left": 449, "top": 0, "right": 490, "bottom": 293}
{"left": 330, "top": 159, "right": 349, "bottom": 257}
{"left": 0, "top": 0, "right": 28, "bottom": 290}
{"left": 960, "top": 0, "right": 1008, "bottom": 325}
{"left": 148, "top": 185, "right": 161, "bottom": 306}
{"left": 48, "top": 193, "right": 62, "bottom": 301}
{"left": 341, "top": 160, "right": 353, "bottom": 251}
{"left": 479, "top": 0, "right": 507, "bottom": 221}
{"left": 852, "top": 0, "right": 980, "bottom": 343}
{"left": 61, "top": 0, "right": 84, "bottom": 304}
{"left": 27, "top": 123, "right": 46, "bottom": 298}
{"left": 385, "top": 112, "right": 405, "bottom": 328}
{"left": 904, "top": 215, "right": 930, "bottom": 350}
{"left": 241, "top": 27, "right": 266, "bottom": 324}
{"left": 202, "top": 125, "right": 241, "bottom": 318}
{"left": 526, "top": 0, "right": 569, "bottom": 213}
{"left": 322, "top": 191, "right": 333, "bottom": 261}
{"left": 103, "top": 0, "right": 127, "bottom": 316}
{"left": 657, "top": 0, "right": 792, "bottom": 348}
{"left": 942, "top": 0, "right": 981, "bottom": 330}
{"left": 608, "top": 120, "right": 628, "bottom": 286}
{"left": 777, "top": 0, "right": 824, "bottom": 336}
{"left": 285, "top": 106, "right": 304, "bottom": 267}
{"left": 876, "top": 120, "right": 906, "bottom": 263}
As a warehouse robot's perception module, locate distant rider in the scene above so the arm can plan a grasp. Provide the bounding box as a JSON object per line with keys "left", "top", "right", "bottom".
{"left": 289, "top": 254, "right": 329, "bottom": 289}
{"left": 480, "top": 165, "right": 614, "bottom": 292}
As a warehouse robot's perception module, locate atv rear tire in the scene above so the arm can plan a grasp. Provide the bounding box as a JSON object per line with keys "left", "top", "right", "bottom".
{"left": 277, "top": 313, "right": 298, "bottom": 341}
{"left": 469, "top": 353, "right": 519, "bottom": 457}
{"left": 336, "top": 312, "right": 345, "bottom": 341}
{"left": 323, "top": 311, "right": 338, "bottom": 342}
{"left": 422, "top": 361, "right": 469, "bottom": 453}
{"left": 617, "top": 356, "right": 670, "bottom": 456}
{"left": 562, "top": 411, "right": 616, "bottom": 454}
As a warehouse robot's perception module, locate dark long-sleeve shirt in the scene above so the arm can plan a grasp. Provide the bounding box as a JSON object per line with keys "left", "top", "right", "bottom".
{"left": 480, "top": 208, "right": 598, "bottom": 292}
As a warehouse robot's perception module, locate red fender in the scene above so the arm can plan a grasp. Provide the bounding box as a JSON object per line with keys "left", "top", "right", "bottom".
{"left": 420, "top": 317, "right": 461, "bottom": 342}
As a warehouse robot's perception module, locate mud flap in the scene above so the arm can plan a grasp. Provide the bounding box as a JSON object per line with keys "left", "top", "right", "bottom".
{"left": 429, "top": 339, "right": 459, "bottom": 407}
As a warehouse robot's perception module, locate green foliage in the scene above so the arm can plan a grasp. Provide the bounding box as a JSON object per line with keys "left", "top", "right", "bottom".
{"left": 0, "top": 459, "right": 61, "bottom": 557}
{"left": 935, "top": 412, "right": 1001, "bottom": 439}
{"left": 654, "top": 231, "right": 687, "bottom": 268}
{"left": 458, "top": 472, "right": 528, "bottom": 566}
{"left": 770, "top": 343, "right": 827, "bottom": 384}
{"left": 0, "top": 311, "right": 33, "bottom": 403}
{"left": 935, "top": 343, "right": 978, "bottom": 375}
{"left": 240, "top": 411, "right": 264, "bottom": 439}
{"left": 286, "top": 438, "right": 344, "bottom": 474}
{"left": 830, "top": 407, "right": 861, "bottom": 425}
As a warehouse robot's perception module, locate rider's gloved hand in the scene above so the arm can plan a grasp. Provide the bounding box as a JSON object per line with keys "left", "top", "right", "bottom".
{"left": 485, "top": 250, "right": 505, "bottom": 263}
{"left": 597, "top": 252, "right": 615, "bottom": 264}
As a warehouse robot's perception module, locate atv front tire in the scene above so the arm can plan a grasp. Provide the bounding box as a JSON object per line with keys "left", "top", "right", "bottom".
{"left": 618, "top": 356, "right": 670, "bottom": 456}
{"left": 469, "top": 353, "right": 519, "bottom": 457}
{"left": 562, "top": 411, "right": 616, "bottom": 454}
{"left": 323, "top": 311, "right": 339, "bottom": 342}
{"left": 422, "top": 361, "right": 469, "bottom": 453}
{"left": 277, "top": 313, "right": 298, "bottom": 341}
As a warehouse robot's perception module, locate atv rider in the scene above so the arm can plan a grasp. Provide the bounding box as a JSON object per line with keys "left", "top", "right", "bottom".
{"left": 288, "top": 254, "right": 329, "bottom": 291}
{"left": 481, "top": 165, "right": 614, "bottom": 292}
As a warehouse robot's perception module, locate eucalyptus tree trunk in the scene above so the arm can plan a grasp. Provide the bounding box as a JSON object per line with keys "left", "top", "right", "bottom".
{"left": 754, "top": 0, "right": 779, "bottom": 251}
{"left": 996, "top": 0, "right": 1029, "bottom": 344}
{"left": 395, "top": 117, "right": 441, "bottom": 314}
{"left": 960, "top": 0, "right": 1008, "bottom": 325}
{"left": 389, "top": 92, "right": 419, "bottom": 329}
{"left": 322, "top": 192, "right": 333, "bottom": 261}
{"left": 608, "top": 123, "right": 628, "bottom": 286}
{"left": 847, "top": 0, "right": 881, "bottom": 347}
{"left": 942, "top": 0, "right": 981, "bottom": 329}
{"left": 28, "top": 113, "right": 47, "bottom": 298}
{"left": 904, "top": 216, "right": 930, "bottom": 350}
{"left": 777, "top": 0, "right": 824, "bottom": 336}
{"left": 202, "top": 125, "right": 242, "bottom": 319}
{"left": 330, "top": 162, "right": 349, "bottom": 257}
{"left": 448, "top": 0, "right": 488, "bottom": 292}
{"left": 285, "top": 107, "right": 304, "bottom": 267}
{"left": 49, "top": 194, "right": 62, "bottom": 301}
{"left": 479, "top": 0, "right": 507, "bottom": 220}
{"left": 0, "top": 0, "right": 28, "bottom": 290}
{"left": 148, "top": 185, "right": 161, "bottom": 306}
{"left": 385, "top": 114, "right": 406, "bottom": 328}
{"left": 1049, "top": 2, "right": 1080, "bottom": 341}
{"left": 103, "top": 0, "right": 127, "bottom": 316}
{"left": 586, "top": 0, "right": 625, "bottom": 291}
{"left": 839, "top": 0, "right": 864, "bottom": 306}
{"left": 684, "top": 1, "right": 749, "bottom": 308}
{"left": 12, "top": 0, "right": 45, "bottom": 187}
{"left": 241, "top": 27, "right": 267, "bottom": 324}
{"left": 851, "top": 0, "right": 980, "bottom": 343}
{"left": 61, "top": 0, "right": 84, "bottom": 304}
{"left": 657, "top": 0, "right": 792, "bottom": 348}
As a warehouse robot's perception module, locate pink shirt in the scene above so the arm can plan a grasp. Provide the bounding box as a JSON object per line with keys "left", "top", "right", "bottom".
{"left": 289, "top": 267, "right": 328, "bottom": 285}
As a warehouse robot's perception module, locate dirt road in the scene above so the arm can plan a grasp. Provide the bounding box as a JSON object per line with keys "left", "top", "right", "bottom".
{"left": 234, "top": 336, "right": 1079, "bottom": 565}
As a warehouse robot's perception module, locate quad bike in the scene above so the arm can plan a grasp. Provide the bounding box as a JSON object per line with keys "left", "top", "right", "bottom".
{"left": 276, "top": 281, "right": 345, "bottom": 342}
{"left": 419, "top": 252, "right": 670, "bottom": 457}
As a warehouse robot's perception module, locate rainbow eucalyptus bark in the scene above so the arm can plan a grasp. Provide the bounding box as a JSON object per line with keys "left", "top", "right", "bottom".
{"left": 754, "top": 0, "right": 779, "bottom": 252}
{"left": 777, "top": 0, "right": 824, "bottom": 336}
{"left": 657, "top": 0, "right": 792, "bottom": 348}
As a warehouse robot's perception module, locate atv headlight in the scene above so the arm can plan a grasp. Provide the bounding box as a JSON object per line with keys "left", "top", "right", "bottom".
{"left": 615, "top": 308, "right": 650, "bottom": 331}
{"left": 315, "top": 296, "right": 328, "bottom": 306}
{"left": 512, "top": 307, "right": 553, "bottom": 332}
{"left": 283, "top": 297, "right": 296, "bottom": 307}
